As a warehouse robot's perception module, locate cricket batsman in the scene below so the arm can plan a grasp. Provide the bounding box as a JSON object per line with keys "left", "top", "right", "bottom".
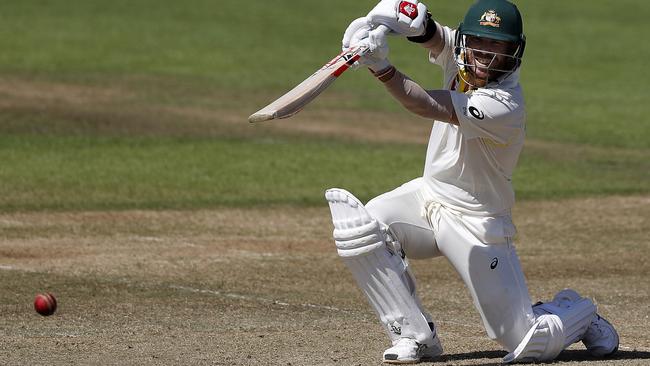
{"left": 325, "top": 0, "right": 619, "bottom": 363}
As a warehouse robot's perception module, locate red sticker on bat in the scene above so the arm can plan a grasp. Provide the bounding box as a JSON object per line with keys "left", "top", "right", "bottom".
{"left": 332, "top": 54, "right": 360, "bottom": 77}
{"left": 399, "top": 1, "right": 418, "bottom": 19}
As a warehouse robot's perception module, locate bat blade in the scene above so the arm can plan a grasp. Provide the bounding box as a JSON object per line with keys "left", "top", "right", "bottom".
{"left": 248, "top": 47, "right": 364, "bottom": 123}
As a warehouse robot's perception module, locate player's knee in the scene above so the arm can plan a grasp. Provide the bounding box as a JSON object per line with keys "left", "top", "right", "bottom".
{"left": 503, "top": 314, "right": 565, "bottom": 363}
{"left": 485, "top": 322, "right": 531, "bottom": 354}
{"left": 533, "top": 289, "right": 596, "bottom": 346}
{"left": 505, "top": 290, "right": 597, "bottom": 363}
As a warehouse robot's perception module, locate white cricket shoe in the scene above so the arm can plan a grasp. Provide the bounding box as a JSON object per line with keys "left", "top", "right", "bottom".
{"left": 383, "top": 335, "right": 443, "bottom": 364}
{"left": 582, "top": 314, "right": 619, "bottom": 357}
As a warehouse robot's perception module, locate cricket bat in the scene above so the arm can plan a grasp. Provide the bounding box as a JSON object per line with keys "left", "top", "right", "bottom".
{"left": 248, "top": 25, "right": 389, "bottom": 123}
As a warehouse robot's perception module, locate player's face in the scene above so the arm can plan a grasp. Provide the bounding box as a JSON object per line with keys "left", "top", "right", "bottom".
{"left": 465, "top": 35, "right": 518, "bottom": 86}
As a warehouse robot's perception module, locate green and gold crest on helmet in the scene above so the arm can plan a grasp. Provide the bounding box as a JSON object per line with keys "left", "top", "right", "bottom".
{"left": 459, "top": 0, "right": 524, "bottom": 43}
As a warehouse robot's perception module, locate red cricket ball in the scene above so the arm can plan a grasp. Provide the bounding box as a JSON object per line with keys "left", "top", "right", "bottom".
{"left": 34, "top": 293, "right": 57, "bottom": 316}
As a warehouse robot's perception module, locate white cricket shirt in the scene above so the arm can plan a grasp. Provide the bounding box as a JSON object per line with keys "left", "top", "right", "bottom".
{"left": 423, "top": 26, "right": 526, "bottom": 215}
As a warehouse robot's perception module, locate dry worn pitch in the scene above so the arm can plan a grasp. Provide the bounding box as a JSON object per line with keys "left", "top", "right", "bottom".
{"left": 0, "top": 196, "right": 648, "bottom": 365}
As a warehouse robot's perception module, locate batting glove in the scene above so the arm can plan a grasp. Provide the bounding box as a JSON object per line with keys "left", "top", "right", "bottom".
{"left": 367, "top": 0, "right": 428, "bottom": 37}
{"left": 342, "top": 17, "right": 391, "bottom": 72}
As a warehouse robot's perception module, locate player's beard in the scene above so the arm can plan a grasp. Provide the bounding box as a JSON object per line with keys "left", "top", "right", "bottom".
{"left": 464, "top": 48, "right": 518, "bottom": 88}
{"left": 467, "top": 51, "right": 501, "bottom": 87}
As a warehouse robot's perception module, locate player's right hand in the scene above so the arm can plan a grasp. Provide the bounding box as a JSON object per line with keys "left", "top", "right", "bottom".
{"left": 357, "top": 36, "right": 390, "bottom": 72}
{"left": 367, "top": 0, "right": 428, "bottom": 37}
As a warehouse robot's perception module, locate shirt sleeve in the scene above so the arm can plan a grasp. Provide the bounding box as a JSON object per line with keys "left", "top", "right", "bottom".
{"left": 428, "top": 26, "right": 455, "bottom": 69}
{"left": 449, "top": 89, "right": 525, "bottom": 145}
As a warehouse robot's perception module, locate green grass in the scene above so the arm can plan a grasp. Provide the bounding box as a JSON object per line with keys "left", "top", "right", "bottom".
{"left": 0, "top": 0, "right": 647, "bottom": 148}
{"left": 0, "top": 136, "right": 646, "bottom": 211}
{"left": 0, "top": 136, "right": 423, "bottom": 210}
{"left": 0, "top": 0, "right": 648, "bottom": 211}
{"left": 517, "top": 1, "right": 650, "bottom": 149}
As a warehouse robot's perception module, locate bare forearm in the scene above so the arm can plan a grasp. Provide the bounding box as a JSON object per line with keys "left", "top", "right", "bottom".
{"left": 375, "top": 67, "right": 457, "bottom": 124}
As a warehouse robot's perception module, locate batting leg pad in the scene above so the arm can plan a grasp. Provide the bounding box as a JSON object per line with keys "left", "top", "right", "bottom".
{"left": 503, "top": 289, "right": 596, "bottom": 363}
{"left": 325, "top": 188, "right": 435, "bottom": 346}
{"left": 534, "top": 289, "right": 597, "bottom": 346}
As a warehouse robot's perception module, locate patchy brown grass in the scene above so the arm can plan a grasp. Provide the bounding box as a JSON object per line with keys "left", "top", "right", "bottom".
{"left": 0, "top": 196, "right": 648, "bottom": 365}
{"left": 0, "top": 76, "right": 431, "bottom": 143}
{"left": 3, "top": 76, "right": 648, "bottom": 172}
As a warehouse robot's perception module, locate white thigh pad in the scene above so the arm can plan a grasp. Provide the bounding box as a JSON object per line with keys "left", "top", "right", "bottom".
{"left": 325, "top": 188, "right": 434, "bottom": 345}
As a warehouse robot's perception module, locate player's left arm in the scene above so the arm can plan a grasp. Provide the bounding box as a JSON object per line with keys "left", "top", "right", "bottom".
{"left": 374, "top": 66, "right": 459, "bottom": 124}
{"left": 344, "top": 2, "right": 458, "bottom": 124}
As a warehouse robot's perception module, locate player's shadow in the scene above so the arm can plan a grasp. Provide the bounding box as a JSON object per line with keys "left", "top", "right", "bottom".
{"left": 427, "top": 350, "right": 506, "bottom": 364}
{"left": 556, "top": 349, "right": 650, "bottom": 363}
{"left": 423, "top": 349, "right": 650, "bottom": 365}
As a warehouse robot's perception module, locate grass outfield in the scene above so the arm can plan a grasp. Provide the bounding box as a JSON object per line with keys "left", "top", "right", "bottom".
{"left": 0, "top": 136, "right": 647, "bottom": 210}
{"left": 0, "top": 0, "right": 648, "bottom": 211}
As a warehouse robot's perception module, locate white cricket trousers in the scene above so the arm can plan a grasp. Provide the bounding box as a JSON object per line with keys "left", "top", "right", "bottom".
{"left": 365, "top": 177, "right": 536, "bottom": 351}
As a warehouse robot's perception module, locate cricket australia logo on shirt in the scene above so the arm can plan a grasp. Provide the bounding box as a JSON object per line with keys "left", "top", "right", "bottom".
{"left": 399, "top": 1, "right": 418, "bottom": 19}
{"left": 479, "top": 10, "right": 501, "bottom": 27}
